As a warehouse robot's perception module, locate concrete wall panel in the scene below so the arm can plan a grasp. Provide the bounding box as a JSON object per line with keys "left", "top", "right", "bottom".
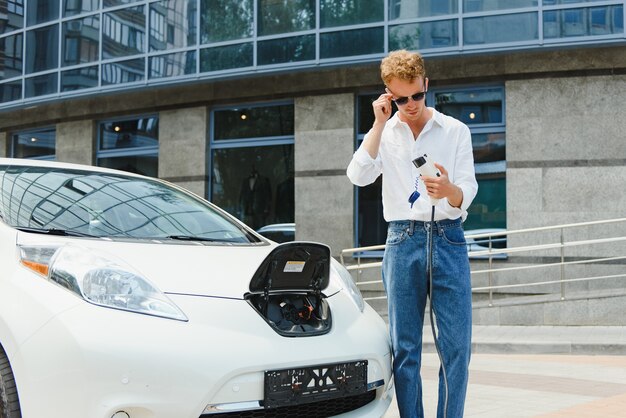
{"left": 507, "top": 75, "right": 626, "bottom": 162}
{"left": 295, "top": 128, "right": 354, "bottom": 172}
{"left": 158, "top": 106, "right": 208, "bottom": 197}
{"left": 56, "top": 120, "right": 95, "bottom": 165}
{"left": 0, "top": 132, "right": 6, "bottom": 157}
{"left": 295, "top": 93, "right": 354, "bottom": 256}
{"left": 294, "top": 175, "right": 354, "bottom": 256}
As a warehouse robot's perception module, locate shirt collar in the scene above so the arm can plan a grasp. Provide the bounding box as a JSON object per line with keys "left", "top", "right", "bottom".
{"left": 430, "top": 107, "right": 445, "bottom": 127}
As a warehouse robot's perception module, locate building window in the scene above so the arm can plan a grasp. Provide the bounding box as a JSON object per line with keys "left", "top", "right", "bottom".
{"left": 389, "top": 0, "right": 458, "bottom": 20}
{"left": 434, "top": 87, "right": 506, "bottom": 232}
{"left": 320, "top": 0, "right": 383, "bottom": 27}
{"left": 62, "top": 15, "right": 100, "bottom": 66}
{"left": 11, "top": 127, "right": 56, "bottom": 160}
{"left": 257, "top": 0, "right": 315, "bottom": 36}
{"left": 210, "top": 102, "right": 294, "bottom": 231}
{"left": 200, "top": 0, "right": 253, "bottom": 43}
{"left": 354, "top": 86, "right": 506, "bottom": 248}
{"left": 25, "top": 24, "right": 59, "bottom": 74}
{"left": 2, "top": 0, "right": 25, "bottom": 34}
{"left": 63, "top": 0, "right": 99, "bottom": 18}
{"left": 354, "top": 93, "right": 391, "bottom": 248}
{"left": 102, "top": 5, "right": 146, "bottom": 59}
{"left": 0, "top": 81, "right": 22, "bottom": 104}
{"left": 26, "top": 0, "right": 60, "bottom": 26}
{"left": 97, "top": 115, "right": 159, "bottom": 177}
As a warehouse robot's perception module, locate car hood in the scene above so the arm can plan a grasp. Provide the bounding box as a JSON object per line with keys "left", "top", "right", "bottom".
{"left": 17, "top": 235, "right": 341, "bottom": 299}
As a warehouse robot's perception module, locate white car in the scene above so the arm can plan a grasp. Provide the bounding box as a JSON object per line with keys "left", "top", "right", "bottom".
{"left": 0, "top": 158, "right": 392, "bottom": 418}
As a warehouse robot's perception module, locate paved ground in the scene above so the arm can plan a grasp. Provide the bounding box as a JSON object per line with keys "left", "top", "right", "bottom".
{"left": 383, "top": 325, "right": 626, "bottom": 418}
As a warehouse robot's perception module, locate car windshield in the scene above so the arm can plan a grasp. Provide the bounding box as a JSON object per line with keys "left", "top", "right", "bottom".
{"left": 0, "top": 165, "right": 259, "bottom": 243}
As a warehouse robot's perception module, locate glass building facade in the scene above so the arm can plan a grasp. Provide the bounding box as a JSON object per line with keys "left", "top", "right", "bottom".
{"left": 1, "top": 0, "right": 625, "bottom": 251}
{"left": 1, "top": 0, "right": 624, "bottom": 106}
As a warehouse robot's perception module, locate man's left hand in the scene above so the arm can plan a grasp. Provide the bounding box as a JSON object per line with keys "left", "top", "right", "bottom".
{"left": 422, "top": 163, "right": 464, "bottom": 208}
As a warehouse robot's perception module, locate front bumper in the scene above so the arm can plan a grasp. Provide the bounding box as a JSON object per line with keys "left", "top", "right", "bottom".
{"left": 13, "top": 291, "right": 392, "bottom": 418}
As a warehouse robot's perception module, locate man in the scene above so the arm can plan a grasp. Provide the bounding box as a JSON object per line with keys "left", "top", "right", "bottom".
{"left": 347, "top": 50, "right": 477, "bottom": 418}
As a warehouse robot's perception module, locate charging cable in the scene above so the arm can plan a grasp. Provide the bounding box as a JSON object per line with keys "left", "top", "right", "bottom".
{"left": 427, "top": 205, "right": 448, "bottom": 418}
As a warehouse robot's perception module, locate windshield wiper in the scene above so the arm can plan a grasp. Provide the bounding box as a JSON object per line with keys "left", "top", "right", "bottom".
{"left": 165, "top": 235, "right": 240, "bottom": 243}
{"left": 16, "top": 227, "right": 97, "bottom": 238}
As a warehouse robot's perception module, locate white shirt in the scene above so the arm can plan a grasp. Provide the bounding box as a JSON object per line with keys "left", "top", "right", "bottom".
{"left": 347, "top": 108, "right": 478, "bottom": 222}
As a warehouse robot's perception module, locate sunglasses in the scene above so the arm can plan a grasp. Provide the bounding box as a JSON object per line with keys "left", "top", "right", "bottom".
{"left": 392, "top": 90, "right": 426, "bottom": 106}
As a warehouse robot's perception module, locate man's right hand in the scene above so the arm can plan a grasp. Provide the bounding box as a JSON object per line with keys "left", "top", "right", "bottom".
{"left": 372, "top": 93, "right": 393, "bottom": 125}
{"left": 361, "top": 93, "right": 393, "bottom": 159}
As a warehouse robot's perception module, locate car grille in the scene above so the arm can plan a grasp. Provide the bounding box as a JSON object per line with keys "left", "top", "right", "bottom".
{"left": 200, "top": 389, "right": 377, "bottom": 417}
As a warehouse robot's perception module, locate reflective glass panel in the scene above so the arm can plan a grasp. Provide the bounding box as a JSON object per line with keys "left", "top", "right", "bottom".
{"left": 0, "top": 80, "right": 22, "bottom": 103}
{"left": 103, "top": 0, "right": 141, "bottom": 7}
{"left": 544, "top": 6, "right": 623, "bottom": 38}
{"left": 24, "top": 73, "right": 57, "bottom": 98}
{"left": 320, "top": 27, "right": 384, "bottom": 59}
{"left": 149, "top": 0, "right": 197, "bottom": 51}
{"left": 64, "top": 0, "right": 99, "bottom": 17}
{"left": 200, "top": 43, "right": 253, "bottom": 72}
{"left": 465, "top": 175, "right": 506, "bottom": 230}
{"left": 211, "top": 144, "right": 294, "bottom": 229}
{"left": 149, "top": 51, "right": 196, "bottom": 79}
{"left": 464, "top": 12, "right": 538, "bottom": 45}
{"left": 464, "top": 0, "right": 537, "bottom": 12}
{"left": 1, "top": 0, "right": 25, "bottom": 34}
{"left": 357, "top": 93, "right": 398, "bottom": 134}
{"left": 257, "top": 35, "right": 314, "bottom": 65}
{"left": 11, "top": 128, "right": 55, "bottom": 158}
{"left": 102, "top": 6, "right": 146, "bottom": 59}
{"left": 61, "top": 65, "right": 98, "bottom": 91}
{"left": 435, "top": 88, "right": 504, "bottom": 125}
{"left": 214, "top": 104, "right": 294, "bottom": 140}
{"left": 101, "top": 58, "right": 145, "bottom": 85}
{"left": 472, "top": 132, "right": 506, "bottom": 164}
{"left": 258, "top": 0, "right": 315, "bottom": 36}
{"left": 25, "top": 25, "right": 59, "bottom": 74}
{"left": 356, "top": 94, "right": 387, "bottom": 247}
{"left": 62, "top": 15, "right": 100, "bottom": 66}
{"left": 320, "top": 0, "right": 384, "bottom": 28}
{"left": 200, "top": 0, "right": 253, "bottom": 43}
{"left": 26, "top": 0, "right": 60, "bottom": 26}
{"left": 543, "top": 0, "right": 606, "bottom": 4}
{"left": 389, "top": 0, "right": 457, "bottom": 20}
{"left": 356, "top": 176, "right": 386, "bottom": 247}
{"left": 390, "top": 20, "right": 458, "bottom": 51}
{"left": 97, "top": 155, "right": 158, "bottom": 177}
{"left": 99, "top": 116, "right": 158, "bottom": 151}
{"left": 0, "top": 33, "right": 23, "bottom": 80}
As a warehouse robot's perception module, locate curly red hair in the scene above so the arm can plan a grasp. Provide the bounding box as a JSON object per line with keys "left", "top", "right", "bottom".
{"left": 380, "top": 50, "right": 426, "bottom": 85}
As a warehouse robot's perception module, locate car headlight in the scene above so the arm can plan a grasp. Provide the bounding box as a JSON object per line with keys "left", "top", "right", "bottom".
{"left": 331, "top": 258, "right": 365, "bottom": 312}
{"left": 19, "top": 244, "right": 188, "bottom": 321}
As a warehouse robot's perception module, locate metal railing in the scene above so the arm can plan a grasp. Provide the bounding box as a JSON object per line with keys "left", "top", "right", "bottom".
{"left": 340, "top": 218, "right": 626, "bottom": 306}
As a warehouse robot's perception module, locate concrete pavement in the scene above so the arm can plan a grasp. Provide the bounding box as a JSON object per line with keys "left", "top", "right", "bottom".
{"left": 383, "top": 325, "right": 626, "bottom": 417}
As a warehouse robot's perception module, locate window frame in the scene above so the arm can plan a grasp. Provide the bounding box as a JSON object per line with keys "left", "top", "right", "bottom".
{"left": 10, "top": 126, "right": 57, "bottom": 160}
{"left": 96, "top": 113, "right": 159, "bottom": 175}
{"left": 208, "top": 100, "right": 295, "bottom": 224}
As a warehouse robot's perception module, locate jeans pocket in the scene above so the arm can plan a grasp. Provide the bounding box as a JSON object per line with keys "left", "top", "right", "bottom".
{"left": 442, "top": 226, "right": 466, "bottom": 246}
{"left": 386, "top": 227, "right": 408, "bottom": 246}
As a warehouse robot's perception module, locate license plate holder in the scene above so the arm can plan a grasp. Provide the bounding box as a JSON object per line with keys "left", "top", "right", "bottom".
{"left": 264, "top": 360, "right": 368, "bottom": 409}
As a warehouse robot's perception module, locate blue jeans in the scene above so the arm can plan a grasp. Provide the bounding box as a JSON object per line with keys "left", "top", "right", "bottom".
{"left": 382, "top": 219, "right": 472, "bottom": 418}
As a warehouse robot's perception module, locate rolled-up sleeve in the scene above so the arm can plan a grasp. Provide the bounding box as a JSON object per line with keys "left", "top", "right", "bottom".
{"left": 346, "top": 144, "right": 383, "bottom": 187}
